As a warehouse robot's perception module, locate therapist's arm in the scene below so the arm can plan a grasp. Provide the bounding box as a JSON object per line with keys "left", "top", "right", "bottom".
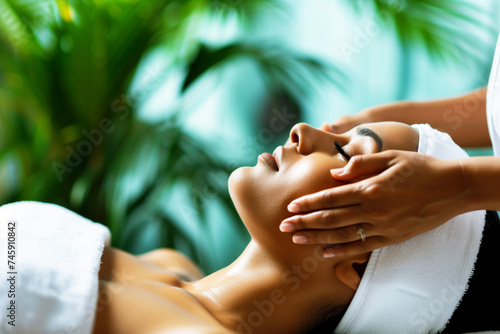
{"left": 331, "top": 87, "right": 489, "bottom": 148}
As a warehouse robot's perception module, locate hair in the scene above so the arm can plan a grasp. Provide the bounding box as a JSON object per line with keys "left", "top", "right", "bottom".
{"left": 301, "top": 302, "right": 349, "bottom": 334}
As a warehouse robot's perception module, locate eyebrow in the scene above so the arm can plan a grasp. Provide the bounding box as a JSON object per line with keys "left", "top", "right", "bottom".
{"left": 356, "top": 127, "right": 383, "bottom": 152}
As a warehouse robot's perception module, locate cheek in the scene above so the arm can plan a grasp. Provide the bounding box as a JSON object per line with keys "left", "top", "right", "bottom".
{"left": 228, "top": 155, "right": 343, "bottom": 225}
{"left": 228, "top": 166, "right": 288, "bottom": 225}
{"left": 284, "top": 157, "right": 341, "bottom": 199}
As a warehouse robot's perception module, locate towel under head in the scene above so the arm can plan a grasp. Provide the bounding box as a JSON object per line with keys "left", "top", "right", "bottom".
{"left": 334, "top": 124, "right": 486, "bottom": 333}
{"left": 0, "top": 201, "right": 110, "bottom": 334}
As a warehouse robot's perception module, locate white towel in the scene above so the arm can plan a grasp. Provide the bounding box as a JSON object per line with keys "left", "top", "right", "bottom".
{"left": 335, "top": 124, "right": 485, "bottom": 333}
{"left": 0, "top": 201, "right": 110, "bottom": 334}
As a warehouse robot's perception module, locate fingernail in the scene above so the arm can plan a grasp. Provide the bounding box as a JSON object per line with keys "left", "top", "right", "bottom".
{"left": 323, "top": 250, "right": 336, "bottom": 258}
{"left": 280, "top": 222, "right": 295, "bottom": 232}
{"left": 331, "top": 168, "right": 345, "bottom": 176}
{"left": 292, "top": 235, "right": 308, "bottom": 244}
{"left": 287, "top": 202, "right": 300, "bottom": 212}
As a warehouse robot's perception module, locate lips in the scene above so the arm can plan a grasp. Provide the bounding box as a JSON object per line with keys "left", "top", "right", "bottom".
{"left": 259, "top": 153, "right": 278, "bottom": 171}
{"left": 258, "top": 146, "right": 283, "bottom": 171}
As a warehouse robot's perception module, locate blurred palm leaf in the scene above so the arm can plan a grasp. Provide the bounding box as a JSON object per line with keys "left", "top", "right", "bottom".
{"left": 97, "top": 118, "right": 245, "bottom": 269}
{"left": 345, "top": 0, "right": 496, "bottom": 63}
{"left": 208, "top": 0, "right": 284, "bottom": 21}
{"left": 2, "top": 0, "right": 492, "bottom": 273}
{"left": 0, "top": 0, "right": 342, "bottom": 272}
{"left": 182, "top": 42, "right": 349, "bottom": 106}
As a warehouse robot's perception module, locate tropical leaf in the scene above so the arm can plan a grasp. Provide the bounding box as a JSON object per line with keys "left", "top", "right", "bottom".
{"left": 2, "top": 0, "right": 492, "bottom": 273}
{"left": 182, "top": 42, "right": 349, "bottom": 100}
{"left": 205, "top": 0, "right": 284, "bottom": 23}
{"left": 95, "top": 117, "right": 246, "bottom": 270}
{"left": 344, "top": 0, "right": 496, "bottom": 63}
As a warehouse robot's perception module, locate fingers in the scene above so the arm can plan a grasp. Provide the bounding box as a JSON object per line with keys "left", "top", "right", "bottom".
{"left": 323, "top": 236, "right": 388, "bottom": 258}
{"left": 288, "top": 224, "right": 390, "bottom": 258}
{"left": 330, "top": 151, "right": 396, "bottom": 181}
{"left": 287, "top": 184, "right": 364, "bottom": 214}
{"left": 320, "top": 122, "right": 333, "bottom": 133}
{"left": 281, "top": 206, "right": 364, "bottom": 231}
{"left": 330, "top": 116, "right": 358, "bottom": 134}
{"left": 331, "top": 124, "right": 352, "bottom": 134}
{"left": 290, "top": 224, "right": 366, "bottom": 245}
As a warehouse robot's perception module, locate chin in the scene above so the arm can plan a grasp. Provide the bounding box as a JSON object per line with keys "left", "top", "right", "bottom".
{"left": 228, "top": 166, "right": 285, "bottom": 232}
{"left": 228, "top": 166, "right": 301, "bottom": 253}
{"left": 228, "top": 166, "right": 250, "bottom": 200}
{"left": 228, "top": 166, "right": 254, "bottom": 222}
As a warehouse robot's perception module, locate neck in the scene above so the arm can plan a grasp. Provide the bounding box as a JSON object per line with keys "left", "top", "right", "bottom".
{"left": 185, "top": 240, "right": 340, "bottom": 334}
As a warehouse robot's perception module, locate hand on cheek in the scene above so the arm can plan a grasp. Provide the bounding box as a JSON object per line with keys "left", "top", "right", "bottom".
{"left": 279, "top": 150, "right": 467, "bottom": 259}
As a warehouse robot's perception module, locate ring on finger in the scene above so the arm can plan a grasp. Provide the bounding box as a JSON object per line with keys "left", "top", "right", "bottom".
{"left": 356, "top": 224, "right": 366, "bottom": 242}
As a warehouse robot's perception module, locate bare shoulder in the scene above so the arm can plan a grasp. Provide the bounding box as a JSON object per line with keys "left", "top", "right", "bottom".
{"left": 99, "top": 247, "right": 203, "bottom": 283}
{"left": 138, "top": 248, "right": 204, "bottom": 280}
{"left": 93, "top": 280, "right": 232, "bottom": 334}
{"left": 94, "top": 249, "right": 228, "bottom": 334}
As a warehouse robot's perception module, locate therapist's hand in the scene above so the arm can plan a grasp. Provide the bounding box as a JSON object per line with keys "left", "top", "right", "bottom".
{"left": 279, "top": 150, "right": 468, "bottom": 257}
{"left": 326, "top": 101, "right": 416, "bottom": 134}
{"left": 328, "top": 113, "right": 370, "bottom": 134}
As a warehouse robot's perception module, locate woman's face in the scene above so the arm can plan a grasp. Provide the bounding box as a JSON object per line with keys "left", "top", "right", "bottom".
{"left": 228, "top": 121, "right": 418, "bottom": 254}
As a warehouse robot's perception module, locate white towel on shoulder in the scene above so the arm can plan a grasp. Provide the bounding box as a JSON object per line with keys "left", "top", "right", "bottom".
{"left": 335, "top": 124, "right": 485, "bottom": 333}
{"left": 0, "top": 201, "right": 110, "bottom": 334}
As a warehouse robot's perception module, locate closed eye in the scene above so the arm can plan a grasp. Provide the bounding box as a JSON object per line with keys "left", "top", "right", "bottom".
{"left": 334, "top": 140, "right": 351, "bottom": 161}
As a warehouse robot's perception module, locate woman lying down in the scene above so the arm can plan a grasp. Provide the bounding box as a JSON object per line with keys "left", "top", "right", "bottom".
{"left": 1, "top": 122, "right": 498, "bottom": 334}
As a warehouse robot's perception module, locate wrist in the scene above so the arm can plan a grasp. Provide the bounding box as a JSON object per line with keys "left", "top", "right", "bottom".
{"left": 454, "top": 159, "right": 475, "bottom": 214}
{"left": 458, "top": 157, "right": 500, "bottom": 212}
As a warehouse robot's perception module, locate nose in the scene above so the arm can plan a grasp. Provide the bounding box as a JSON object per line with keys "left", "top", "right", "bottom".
{"left": 290, "top": 123, "right": 330, "bottom": 155}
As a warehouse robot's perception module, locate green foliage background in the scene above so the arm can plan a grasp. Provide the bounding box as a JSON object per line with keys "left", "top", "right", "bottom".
{"left": 0, "top": 0, "right": 495, "bottom": 273}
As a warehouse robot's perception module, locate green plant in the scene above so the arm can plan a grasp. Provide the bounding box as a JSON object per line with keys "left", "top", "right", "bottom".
{"left": 0, "top": 0, "right": 341, "bottom": 272}
{"left": 0, "top": 0, "right": 493, "bottom": 273}
{"left": 345, "top": 0, "right": 496, "bottom": 98}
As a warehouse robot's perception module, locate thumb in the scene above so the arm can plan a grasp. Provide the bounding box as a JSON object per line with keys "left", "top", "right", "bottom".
{"left": 331, "top": 115, "right": 360, "bottom": 134}
{"left": 330, "top": 122, "right": 352, "bottom": 134}
{"left": 331, "top": 153, "right": 392, "bottom": 180}
{"left": 320, "top": 122, "right": 333, "bottom": 133}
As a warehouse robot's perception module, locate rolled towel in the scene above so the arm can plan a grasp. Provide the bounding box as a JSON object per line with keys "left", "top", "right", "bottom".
{"left": 335, "top": 124, "right": 486, "bottom": 333}
{"left": 0, "top": 201, "right": 110, "bottom": 334}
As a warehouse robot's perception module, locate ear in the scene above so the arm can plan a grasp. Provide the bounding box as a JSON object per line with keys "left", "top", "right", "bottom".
{"left": 335, "top": 253, "right": 371, "bottom": 291}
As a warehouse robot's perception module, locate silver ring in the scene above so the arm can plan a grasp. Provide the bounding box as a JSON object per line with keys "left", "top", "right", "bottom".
{"left": 356, "top": 224, "right": 366, "bottom": 242}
